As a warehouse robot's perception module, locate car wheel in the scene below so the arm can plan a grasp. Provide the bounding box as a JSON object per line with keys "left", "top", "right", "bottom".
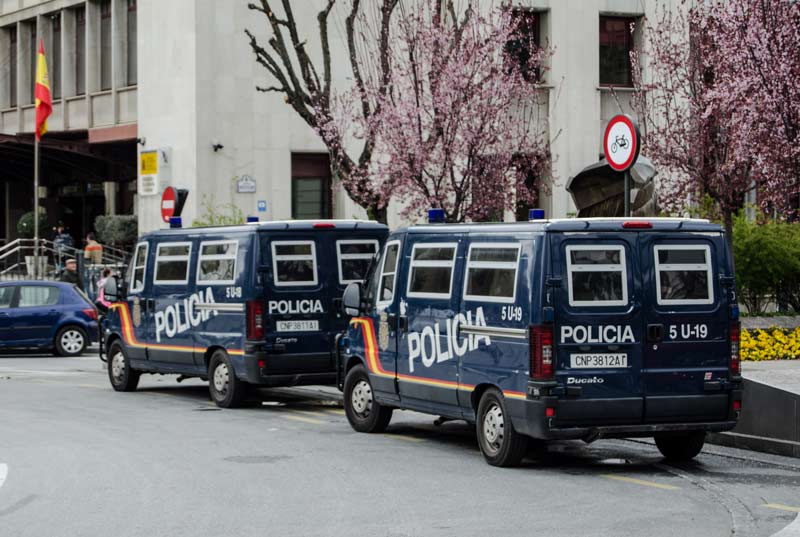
{"left": 55, "top": 326, "right": 87, "bottom": 357}
{"left": 208, "top": 350, "right": 247, "bottom": 408}
{"left": 655, "top": 431, "right": 706, "bottom": 461}
{"left": 108, "top": 341, "right": 140, "bottom": 392}
{"left": 476, "top": 388, "right": 528, "bottom": 467}
{"left": 343, "top": 364, "right": 393, "bottom": 433}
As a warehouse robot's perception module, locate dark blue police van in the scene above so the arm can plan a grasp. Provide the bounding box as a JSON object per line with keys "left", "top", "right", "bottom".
{"left": 102, "top": 219, "right": 387, "bottom": 407}
{"left": 339, "top": 213, "right": 742, "bottom": 466}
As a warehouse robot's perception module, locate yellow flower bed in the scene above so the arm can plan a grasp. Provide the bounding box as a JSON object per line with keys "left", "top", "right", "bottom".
{"left": 741, "top": 327, "right": 800, "bottom": 361}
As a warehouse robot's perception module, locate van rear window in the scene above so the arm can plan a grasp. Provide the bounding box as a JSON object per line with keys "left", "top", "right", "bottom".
{"left": 407, "top": 243, "right": 457, "bottom": 298}
{"left": 654, "top": 245, "right": 713, "bottom": 305}
{"left": 566, "top": 245, "right": 628, "bottom": 306}
{"left": 154, "top": 242, "right": 191, "bottom": 285}
{"left": 337, "top": 240, "right": 379, "bottom": 284}
{"left": 463, "top": 244, "right": 520, "bottom": 303}
{"left": 272, "top": 241, "right": 318, "bottom": 286}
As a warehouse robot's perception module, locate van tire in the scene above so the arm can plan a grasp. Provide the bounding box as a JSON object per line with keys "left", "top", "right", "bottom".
{"left": 108, "top": 341, "right": 140, "bottom": 392}
{"left": 655, "top": 431, "right": 706, "bottom": 461}
{"left": 343, "top": 364, "right": 392, "bottom": 433}
{"left": 476, "top": 389, "right": 528, "bottom": 467}
{"left": 55, "top": 325, "right": 87, "bottom": 356}
{"left": 208, "top": 350, "right": 247, "bottom": 408}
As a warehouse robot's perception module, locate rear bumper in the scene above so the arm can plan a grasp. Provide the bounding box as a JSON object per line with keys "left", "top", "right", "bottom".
{"left": 239, "top": 351, "right": 336, "bottom": 387}
{"left": 508, "top": 388, "right": 743, "bottom": 441}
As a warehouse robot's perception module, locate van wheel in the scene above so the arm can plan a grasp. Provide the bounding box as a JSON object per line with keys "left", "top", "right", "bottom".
{"left": 208, "top": 350, "right": 247, "bottom": 408}
{"left": 108, "top": 341, "right": 140, "bottom": 392}
{"left": 655, "top": 431, "right": 706, "bottom": 461}
{"left": 476, "top": 389, "right": 528, "bottom": 467}
{"left": 343, "top": 364, "right": 392, "bottom": 433}
{"left": 55, "top": 325, "right": 87, "bottom": 356}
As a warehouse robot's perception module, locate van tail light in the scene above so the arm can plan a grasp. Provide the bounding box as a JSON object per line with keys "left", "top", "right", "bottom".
{"left": 82, "top": 308, "right": 98, "bottom": 321}
{"left": 730, "top": 321, "right": 740, "bottom": 376}
{"left": 313, "top": 222, "right": 336, "bottom": 229}
{"left": 247, "top": 300, "right": 265, "bottom": 340}
{"left": 530, "top": 325, "right": 554, "bottom": 380}
{"left": 622, "top": 221, "right": 653, "bottom": 229}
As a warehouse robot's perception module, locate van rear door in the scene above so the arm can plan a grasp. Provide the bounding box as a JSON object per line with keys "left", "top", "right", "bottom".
{"left": 549, "top": 233, "right": 644, "bottom": 425}
{"left": 639, "top": 233, "right": 731, "bottom": 422}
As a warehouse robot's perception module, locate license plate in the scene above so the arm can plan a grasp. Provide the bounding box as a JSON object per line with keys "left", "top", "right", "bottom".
{"left": 276, "top": 320, "right": 319, "bottom": 332}
{"left": 570, "top": 353, "right": 628, "bottom": 368}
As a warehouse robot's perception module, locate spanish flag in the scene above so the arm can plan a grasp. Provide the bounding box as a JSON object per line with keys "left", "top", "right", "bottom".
{"left": 34, "top": 39, "right": 52, "bottom": 141}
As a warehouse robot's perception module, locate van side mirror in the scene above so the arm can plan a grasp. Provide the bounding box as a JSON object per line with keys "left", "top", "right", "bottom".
{"left": 342, "top": 282, "right": 363, "bottom": 317}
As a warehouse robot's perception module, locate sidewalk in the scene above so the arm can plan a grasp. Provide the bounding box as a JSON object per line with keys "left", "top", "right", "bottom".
{"left": 742, "top": 360, "right": 800, "bottom": 396}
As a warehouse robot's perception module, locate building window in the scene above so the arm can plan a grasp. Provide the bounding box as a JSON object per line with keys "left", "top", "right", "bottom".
{"left": 100, "top": 0, "right": 111, "bottom": 91}
{"left": 127, "top": 0, "right": 137, "bottom": 86}
{"left": 51, "top": 14, "right": 61, "bottom": 99}
{"left": 291, "top": 154, "right": 331, "bottom": 220}
{"left": 599, "top": 16, "right": 635, "bottom": 87}
{"left": 9, "top": 27, "right": 17, "bottom": 107}
{"left": 29, "top": 23, "right": 36, "bottom": 104}
{"left": 75, "top": 7, "right": 85, "bottom": 95}
{"left": 506, "top": 9, "right": 541, "bottom": 83}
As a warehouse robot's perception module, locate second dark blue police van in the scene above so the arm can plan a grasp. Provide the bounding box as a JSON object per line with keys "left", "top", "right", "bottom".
{"left": 339, "top": 214, "right": 742, "bottom": 466}
{"left": 102, "top": 219, "right": 387, "bottom": 407}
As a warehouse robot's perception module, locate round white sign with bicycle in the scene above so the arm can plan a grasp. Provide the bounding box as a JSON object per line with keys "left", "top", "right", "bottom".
{"left": 604, "top": 114, "right": 640, "bottom": 172}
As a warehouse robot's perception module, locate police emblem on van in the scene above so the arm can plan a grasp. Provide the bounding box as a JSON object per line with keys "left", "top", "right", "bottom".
{"left": 268, "top": 299, "right": 324, "bottom": 315}
{"left": 407, "top": 307, "right": 490, "bottom": 373}
{"left": 154, "top": 288, "right": 218, "bottom": 343}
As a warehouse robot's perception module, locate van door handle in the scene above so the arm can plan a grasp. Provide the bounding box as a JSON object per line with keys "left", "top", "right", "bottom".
{"left": 647, "top": 324, "right": 664, "bottom": 343}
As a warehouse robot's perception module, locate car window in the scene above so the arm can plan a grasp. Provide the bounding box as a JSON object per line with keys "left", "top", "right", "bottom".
{"left": 463, "top": 244, "right": 521, "bottom": 303}
{"left": 337, "top": 240, "right": 379, "bottom": 284}
{"left": 566, "top": 245, "right": 628, "bottom": 307}
{"left": 654, "top": 245, "right": 714, "bottom": 305}
{"left": 18, "top": 286, "right": 60, "bottom": 307}
{"left": 271, "top": 241, "right": 318, "bottom": 287}
{"left": 197, "top": 240, "right": 239, "bottom": 284}
{"left": 0, "top": 286, "right": 14, "bottom": 308}
{"left": 407, "top": 243, "right": 457, "bottom": 299}
{"left": 129, "top": 242, "right": 149, "bottom": 293}
{"left": 154, "top": 242, "right": 192, "bottom": 285}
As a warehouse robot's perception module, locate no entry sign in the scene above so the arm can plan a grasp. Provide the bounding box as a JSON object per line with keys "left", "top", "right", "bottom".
{"left": 603, "top": 114, "right": 641, "bottom": 172}
{"left": 161, "top": 187, "right": 177, "bottom": 223}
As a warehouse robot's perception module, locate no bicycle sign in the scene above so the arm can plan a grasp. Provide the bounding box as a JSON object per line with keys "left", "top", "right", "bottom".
{"left": 604, "top": 114, "right": 641, "bottom": 172}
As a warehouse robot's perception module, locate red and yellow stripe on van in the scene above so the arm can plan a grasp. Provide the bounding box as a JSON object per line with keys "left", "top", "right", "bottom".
{"left": 110, "top": 303, "right": 244, "bottom": 356}
{"left": 350, "top": 317, "right": 525, "bottom": 400}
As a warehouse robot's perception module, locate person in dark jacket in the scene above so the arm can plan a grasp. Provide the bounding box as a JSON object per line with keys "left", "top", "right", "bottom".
{"left": 60, "top": 258, "right": 84, "bottom": 291}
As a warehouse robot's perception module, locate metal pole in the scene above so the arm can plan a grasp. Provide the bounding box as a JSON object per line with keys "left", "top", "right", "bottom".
{"left": 33, "top": 138, "right": 39, "bottom": 279}
{"left": 623, "top": 169, "right": 631, "bottom": 217}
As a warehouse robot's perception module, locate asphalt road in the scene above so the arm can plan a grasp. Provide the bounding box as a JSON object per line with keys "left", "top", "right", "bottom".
{"left": 1, "top": 350, "right": 799, "bottom": 537}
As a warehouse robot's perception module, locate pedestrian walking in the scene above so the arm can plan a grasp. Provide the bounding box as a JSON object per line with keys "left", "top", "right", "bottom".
{"left": 59, "top": 258, "right": 84, "bottom": 291}
{"left": 95, "top": 267, "right": 113, "bottom": 313}
{"left": 53, "top": 223, "right": 74, "bottom": 273}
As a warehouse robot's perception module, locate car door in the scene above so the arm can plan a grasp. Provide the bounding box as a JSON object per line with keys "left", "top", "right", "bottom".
{"left": 0, "top": 285, "right": 17, "bottom": 345}
{"left": 395, "top": 237, "right": 462, "bottom": 411}
{"left": 12, "top": 285, "right": 62, "bottom": 344}
{"left": 549, "top": 232, "right": 645, "bottom": 426}
{"left": 149, "top": 240, "right": 195, "bottom": 366}
{"left": 639, "top": 233, "right": 731, "bottom": 422}
{"left": 123, "top": 240, "right": 151, "bottom": 361}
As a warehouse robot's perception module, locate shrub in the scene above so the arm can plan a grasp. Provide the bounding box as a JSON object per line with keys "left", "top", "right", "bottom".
{"left": 94, "top": 215, "right": 139, "bottom": 247}
{"left": 191, "top": 195, "right": 245, "bottom": 227}
{"left": 16, "top": 209, "right": 48, "bottom": 239}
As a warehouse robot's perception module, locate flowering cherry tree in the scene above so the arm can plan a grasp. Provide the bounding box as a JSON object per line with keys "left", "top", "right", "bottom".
{"left": 247, "top": 1, "right": 550, "bottom": 223}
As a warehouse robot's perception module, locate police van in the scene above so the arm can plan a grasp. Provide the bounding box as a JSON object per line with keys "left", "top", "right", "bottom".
{"left": 102, "top": 218, "right": 387, "bottom": 407}
{"left": 339, "top": 211, "right": 742, "bottom": 466}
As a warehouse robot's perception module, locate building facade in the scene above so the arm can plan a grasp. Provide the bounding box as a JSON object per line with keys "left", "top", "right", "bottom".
{"left": 0, "top": 0, "right": 683, "bottom": 240}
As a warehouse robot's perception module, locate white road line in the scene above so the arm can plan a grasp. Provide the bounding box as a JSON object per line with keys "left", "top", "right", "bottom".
{"left": 0, "top": 463, "right": 7, "bottom": 490}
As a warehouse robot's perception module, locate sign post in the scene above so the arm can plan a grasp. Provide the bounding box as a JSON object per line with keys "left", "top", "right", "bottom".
{"left": 603, "top": 114, "right": 641, "bottom": 217}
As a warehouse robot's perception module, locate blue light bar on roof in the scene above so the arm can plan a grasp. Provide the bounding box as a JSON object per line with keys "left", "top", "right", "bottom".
{"left": 247, "top": 216, "right": 259, "bottom": 223}
{"left": 428, "top": 208, "right": 445, "bottom": 224}
{"left": 528, "top": 208, "right": 546, "bottom": 221}
{"left": 169, "top": 217, "right": 182, "bottom": 229}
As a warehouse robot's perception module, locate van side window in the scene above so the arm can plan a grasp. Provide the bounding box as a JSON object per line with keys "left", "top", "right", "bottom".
{"left": 337, "top": 240, "right": 379, "bottom": 284}
{"left": 654, "top": 245, "right": 713, "bottom": 305}
{"left": 154, "top": 242, "right": 192, "bottom": 285}
{"left": 376, "top": 240, "right": 401, "bottom": 305}
{"left": 197, "top": 240, "right": 238, "bottom": 284}
{"left": 566, "top": 245, "right": 628, "bottom": 306}
{"left": 407, "top": 243, "right": 457, "bottom": 299}
{"left": 272, "top": 241, "right": 318, "bottom": 287}
{"left": 129, "top": 242, "right": 148, "bottom": 293}
{"left": 463, "top": 243, "right": 521, "bottom": 303}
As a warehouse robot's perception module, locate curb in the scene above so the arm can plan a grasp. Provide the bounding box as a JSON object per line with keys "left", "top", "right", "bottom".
{"left": 707, "top": 431, "right": 800, "bottom": 459}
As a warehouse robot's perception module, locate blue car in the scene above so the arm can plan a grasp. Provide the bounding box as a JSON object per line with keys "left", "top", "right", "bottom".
{"left": 0, "top": 281, "right": 98, "bottom": 356}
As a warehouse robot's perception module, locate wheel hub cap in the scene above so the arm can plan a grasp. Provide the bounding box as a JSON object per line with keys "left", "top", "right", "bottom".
{"left": 61, "top": 330, "right": 84, "bottom": 353}
{"left": 213, "top": 363, "right": 229, "bottom": 393}
{"left": 483, "top": 404, "right": 504, "bottom": 446}
{"left": 111, "top": 352, "right": 125, "bottom": 380}
{"left": 351, "top": 380, "right": 372, "bottom": 415}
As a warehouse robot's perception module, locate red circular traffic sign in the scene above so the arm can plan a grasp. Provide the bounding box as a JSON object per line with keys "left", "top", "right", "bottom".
{"left": 161, "top": 187, "right": 177, "bottom": 223}
{"left": 603, "top": 114, "right": 640, "bottom": 172}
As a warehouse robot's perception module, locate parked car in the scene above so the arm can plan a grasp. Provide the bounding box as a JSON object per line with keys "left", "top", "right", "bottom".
{"left": 0, "top": 281, "right": 98, "bottom": 356}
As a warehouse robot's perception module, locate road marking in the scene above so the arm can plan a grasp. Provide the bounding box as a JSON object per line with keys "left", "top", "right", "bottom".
{"left": 292, "top": 410, "right": 327, "bottom": 418}
{"left": 764, "top": 504, "right": 800, "bottom": 513}
{"left": 383, "top": 433, "right": 425, "bottom": 443}
{"left": 601, "top": 474, "right": 679, "bottom": 491}
{"left": 282, "top": 414, "right": 323, "bottom": 425}
{"left": 78, "top": 384, "right": 106, "bottom": 390}
{"left": 0, "top": 464, "right": 7, "bottom": 490}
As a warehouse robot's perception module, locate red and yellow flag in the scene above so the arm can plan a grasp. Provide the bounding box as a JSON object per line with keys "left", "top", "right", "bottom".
{"left": 34, "top": 39, "right": 52, "bottom": 141}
